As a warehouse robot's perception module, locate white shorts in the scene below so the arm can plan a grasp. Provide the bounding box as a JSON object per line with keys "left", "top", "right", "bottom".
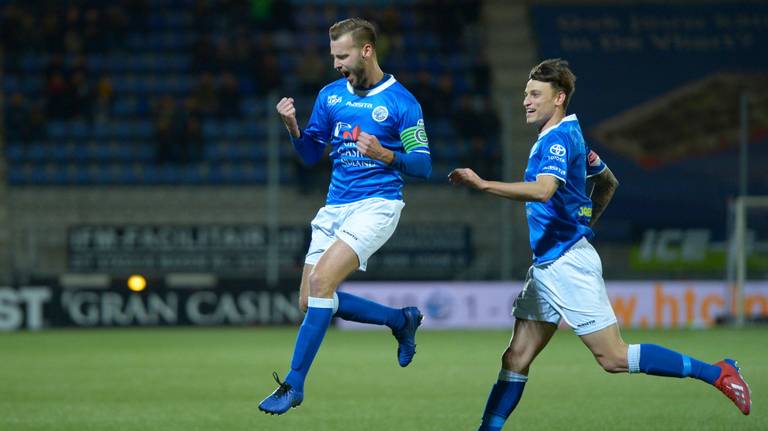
{"left": 512, "top": 237, "right": 617, "bottom": 335}
{"left": 305, "top": 197, "right": 405, "bottom": 271}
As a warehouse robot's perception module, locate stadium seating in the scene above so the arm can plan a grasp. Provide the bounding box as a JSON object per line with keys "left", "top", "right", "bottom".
{"left": 2, "top": 0, "right": 494, "bottom": 185}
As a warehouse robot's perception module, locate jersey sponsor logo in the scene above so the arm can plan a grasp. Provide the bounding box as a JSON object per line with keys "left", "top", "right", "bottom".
{"left": 577, "top": 206, "right": 592, "bottom": 218}
{"left": 588, "top": 150, "right": 601, "bottom": 167}
{"left": 372, "top": 106, "right": 389, "bottom": 122}
{"left": 549, "top": 144, "right": 566, "bottom": 157}
{"left": 333, "top": 122, "right": 353, "bottom": 139}
{"left": 327, "top": 95, "right": 342, "bottom": 106}
{"left": 546, "top": 155, "right": 565, "bottom": 163}
{"left": 345, "top": 101, "right": 374, "bottom": 109}
{"left": 340, "top": 229, "right": 359, "bottom": 241}
{"left": 334, "top": 122, "right": 363, "bottom": 142}
{"left": 342, "top": 125, "right": 362, "bottom": 141}
{"left": 541, "top": 165, "right": 566, "bottom": 177}
{"left": 576, "top": 319, "right": 596, "bottom": 328}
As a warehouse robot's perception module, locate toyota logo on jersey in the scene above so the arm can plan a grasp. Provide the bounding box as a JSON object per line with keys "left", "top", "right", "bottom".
{"left": 549, "top": 144, "right": 566, "bottom": 157}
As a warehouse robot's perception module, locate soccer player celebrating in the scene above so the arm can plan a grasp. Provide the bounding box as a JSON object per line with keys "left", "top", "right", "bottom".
{"left": 448, "top": 58, "right": 751, "bottom": 430}
{"left": 258, "top": 18, "right": 431, "bottom": 415}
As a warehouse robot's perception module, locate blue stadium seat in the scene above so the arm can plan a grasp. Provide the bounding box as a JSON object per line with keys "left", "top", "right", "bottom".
{"left": 3, "top": 0, "right": 484, "bottom": 185}
{"left": 6, "top": 144, "right": 24, "bottom": 162}
{"left": 69, "top": 121, "right": 90, "bottom": 140}
{"left": 3, "top": 76, "right": 19, "bottom": 92}
{"left": 47, "top": 121, "right": 68, "bottom": 139}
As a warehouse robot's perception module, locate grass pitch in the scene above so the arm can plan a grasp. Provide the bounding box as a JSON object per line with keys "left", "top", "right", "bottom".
{"left": 1, "top": 326, "right": 765, "bottom": 431}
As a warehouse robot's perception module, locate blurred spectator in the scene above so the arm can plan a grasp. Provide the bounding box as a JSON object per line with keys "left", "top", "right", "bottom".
{"left": 218, "top": 72, "right": 243, "bottom": 119}
{"left": 412, "top": 71, "right": 438, "bottom": 118}
{"left": 41, "top": 10, "right": 64, "bottom": 54}
{"left": 193, "top": 34, "right": 218, "bottom": 73}
{"left": 453, "top": 95, "right": 482, "bottom": 141}
{"left": 70, "top": 71, "right": 93, "bottom": 121}
{"left": 46, "top": 72, "right": 71, "bottom": 119}
{"left": 184, "top": 98, "right": 204, "bottom": 163}
{"left": 94, "top": 75, "right": 115, "bottom": 124}
{"left": 215, "top": 37, "right": 238, "bottom": 74}
{"left": 123, "top": 0, "right": 149, "bottom": 32}
{"left": 458, "top": 97, "right": 501, "bottom": 179}
{"left": 472, "top": 52, "right": 492, "bottom": 96}
{"left": 192, "top": 0, "right": 215, "bottom": 34}
{"left": 433, "top": 73, "right": 456, "bottom": 118}
{"left": 105, "top": 5, "right": 130, "bottom": 49}
{"left": 1, "top": 5, "right": 23, "bottom": 56}
{"left": 297, "top": 48, "right": 326, "bottom": 94}
{"left": 83, "top": 7, "right": 106, "bottom": 53}
{"left": 5, "top": 93, "right": 30, "bottom": 142}
{"left": 154, "top": 96, "right": 187, "bottom": 164}
{"left": 2, "top": 0, "right": 493, "bottom": 183}
{"left": 232, "top": 28, "right": 257, "bottom": 75}
{"left": 44, "top": 54, "right": 67, "bottom": 83}
{"left": 255, "top": 53, "right": 282, "bottom": 95}
{"left": 6, "top": 92, "right": 47, "bottom": 144}
{"left": 191, "top": 72, "right": 219, "bottom": 118}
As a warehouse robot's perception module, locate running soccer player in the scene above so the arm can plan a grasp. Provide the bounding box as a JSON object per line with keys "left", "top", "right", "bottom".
{"left": 448, "top": 59, "right": 751, "bottom": 430}
{"left": 258, "top": 18, "right": 431, "bottom": 415}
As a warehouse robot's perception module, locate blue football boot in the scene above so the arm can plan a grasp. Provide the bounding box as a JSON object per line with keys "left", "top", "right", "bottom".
{"left": 258, "top": 372, "right": 304, "bottom": 415}
{"left": 392, "top": 306, "right": 424, "bottom": 367}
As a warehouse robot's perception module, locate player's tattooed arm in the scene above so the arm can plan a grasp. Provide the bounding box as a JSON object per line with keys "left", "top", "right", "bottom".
{"left": 589, "top": 167, "right": 619, "bottom": 227}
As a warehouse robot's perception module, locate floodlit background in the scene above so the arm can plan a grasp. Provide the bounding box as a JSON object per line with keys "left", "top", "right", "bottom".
{"left": 1, "top": 1, "right": 766, "bottom": 430}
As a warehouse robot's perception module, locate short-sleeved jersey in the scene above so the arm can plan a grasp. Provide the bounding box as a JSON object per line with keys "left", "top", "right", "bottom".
{"left": 524, "top": 114, "right": 607, "bottom": 265}
{"left": 301, "top": 74, "right": 430, "bottom": 205}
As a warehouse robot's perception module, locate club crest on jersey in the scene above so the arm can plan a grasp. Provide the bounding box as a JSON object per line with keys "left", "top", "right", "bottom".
{"left": 327, "top": 95, "right": 342, "bottom": 106}
{"left": 549, "top": 144, "right": 566, "bottom": 157}
{"left": 372, "top": 106, "right": 389, "bottom": 122}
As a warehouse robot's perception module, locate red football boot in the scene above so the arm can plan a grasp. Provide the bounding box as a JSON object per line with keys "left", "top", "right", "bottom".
{"left": 713, "top": 359, "right": 751, "bottom": 415}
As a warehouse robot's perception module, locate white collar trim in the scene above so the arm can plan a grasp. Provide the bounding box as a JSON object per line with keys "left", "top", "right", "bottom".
{"left": 346, "top": 75, "right": 397, "bottom": 97}
{"left": 538, "top": 114, "right": 578, "bottom": 139}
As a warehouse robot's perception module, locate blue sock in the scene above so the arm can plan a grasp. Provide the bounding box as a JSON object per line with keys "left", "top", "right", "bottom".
{"left": 335, "top": 291, "right": 405, "bottom": 330}
{"left": 628, "top": 344, "right": 721, "bottom": 384}
{"left": 478, "top": 370, "right": 527, "bottom": 431}
{"left": 284, "top": 297, "right": 334, "bottom": 392}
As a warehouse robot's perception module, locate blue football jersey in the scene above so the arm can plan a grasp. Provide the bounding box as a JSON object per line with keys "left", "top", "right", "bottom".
{"left": 301, "top": 74, "right": 430, "bottom": 205}
{"left": 524, "top": 114, "right": 607, "bottom": 264}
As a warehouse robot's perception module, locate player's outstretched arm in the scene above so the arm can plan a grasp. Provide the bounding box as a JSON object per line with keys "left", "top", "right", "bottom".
{"left": 589, "top": 166, "right": 619, "bottom": 227}
{"left": 448, "top": 168, "right": 559, "bottom": 202}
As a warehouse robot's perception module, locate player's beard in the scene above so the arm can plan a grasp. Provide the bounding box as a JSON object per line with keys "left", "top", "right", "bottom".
{"left": 348, "top": 58, "right": 368, "bottom": 89}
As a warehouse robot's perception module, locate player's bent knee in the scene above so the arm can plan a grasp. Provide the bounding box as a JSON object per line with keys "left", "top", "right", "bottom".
{"left": 502, "top": 347, "right": 532, "bottom": 373}
{"left": 308, "top": 271, "right": 335, "bottom": 298}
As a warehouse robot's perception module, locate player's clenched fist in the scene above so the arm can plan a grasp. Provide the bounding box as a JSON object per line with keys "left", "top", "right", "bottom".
{"left": 357, "top": 131, "right": 394, "bottom": 164}
{"left": 276, "top": 97, "right": 300, "bottom": 138}
{"left": 448, "top": 168, "right": 485, "bottom": 190}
